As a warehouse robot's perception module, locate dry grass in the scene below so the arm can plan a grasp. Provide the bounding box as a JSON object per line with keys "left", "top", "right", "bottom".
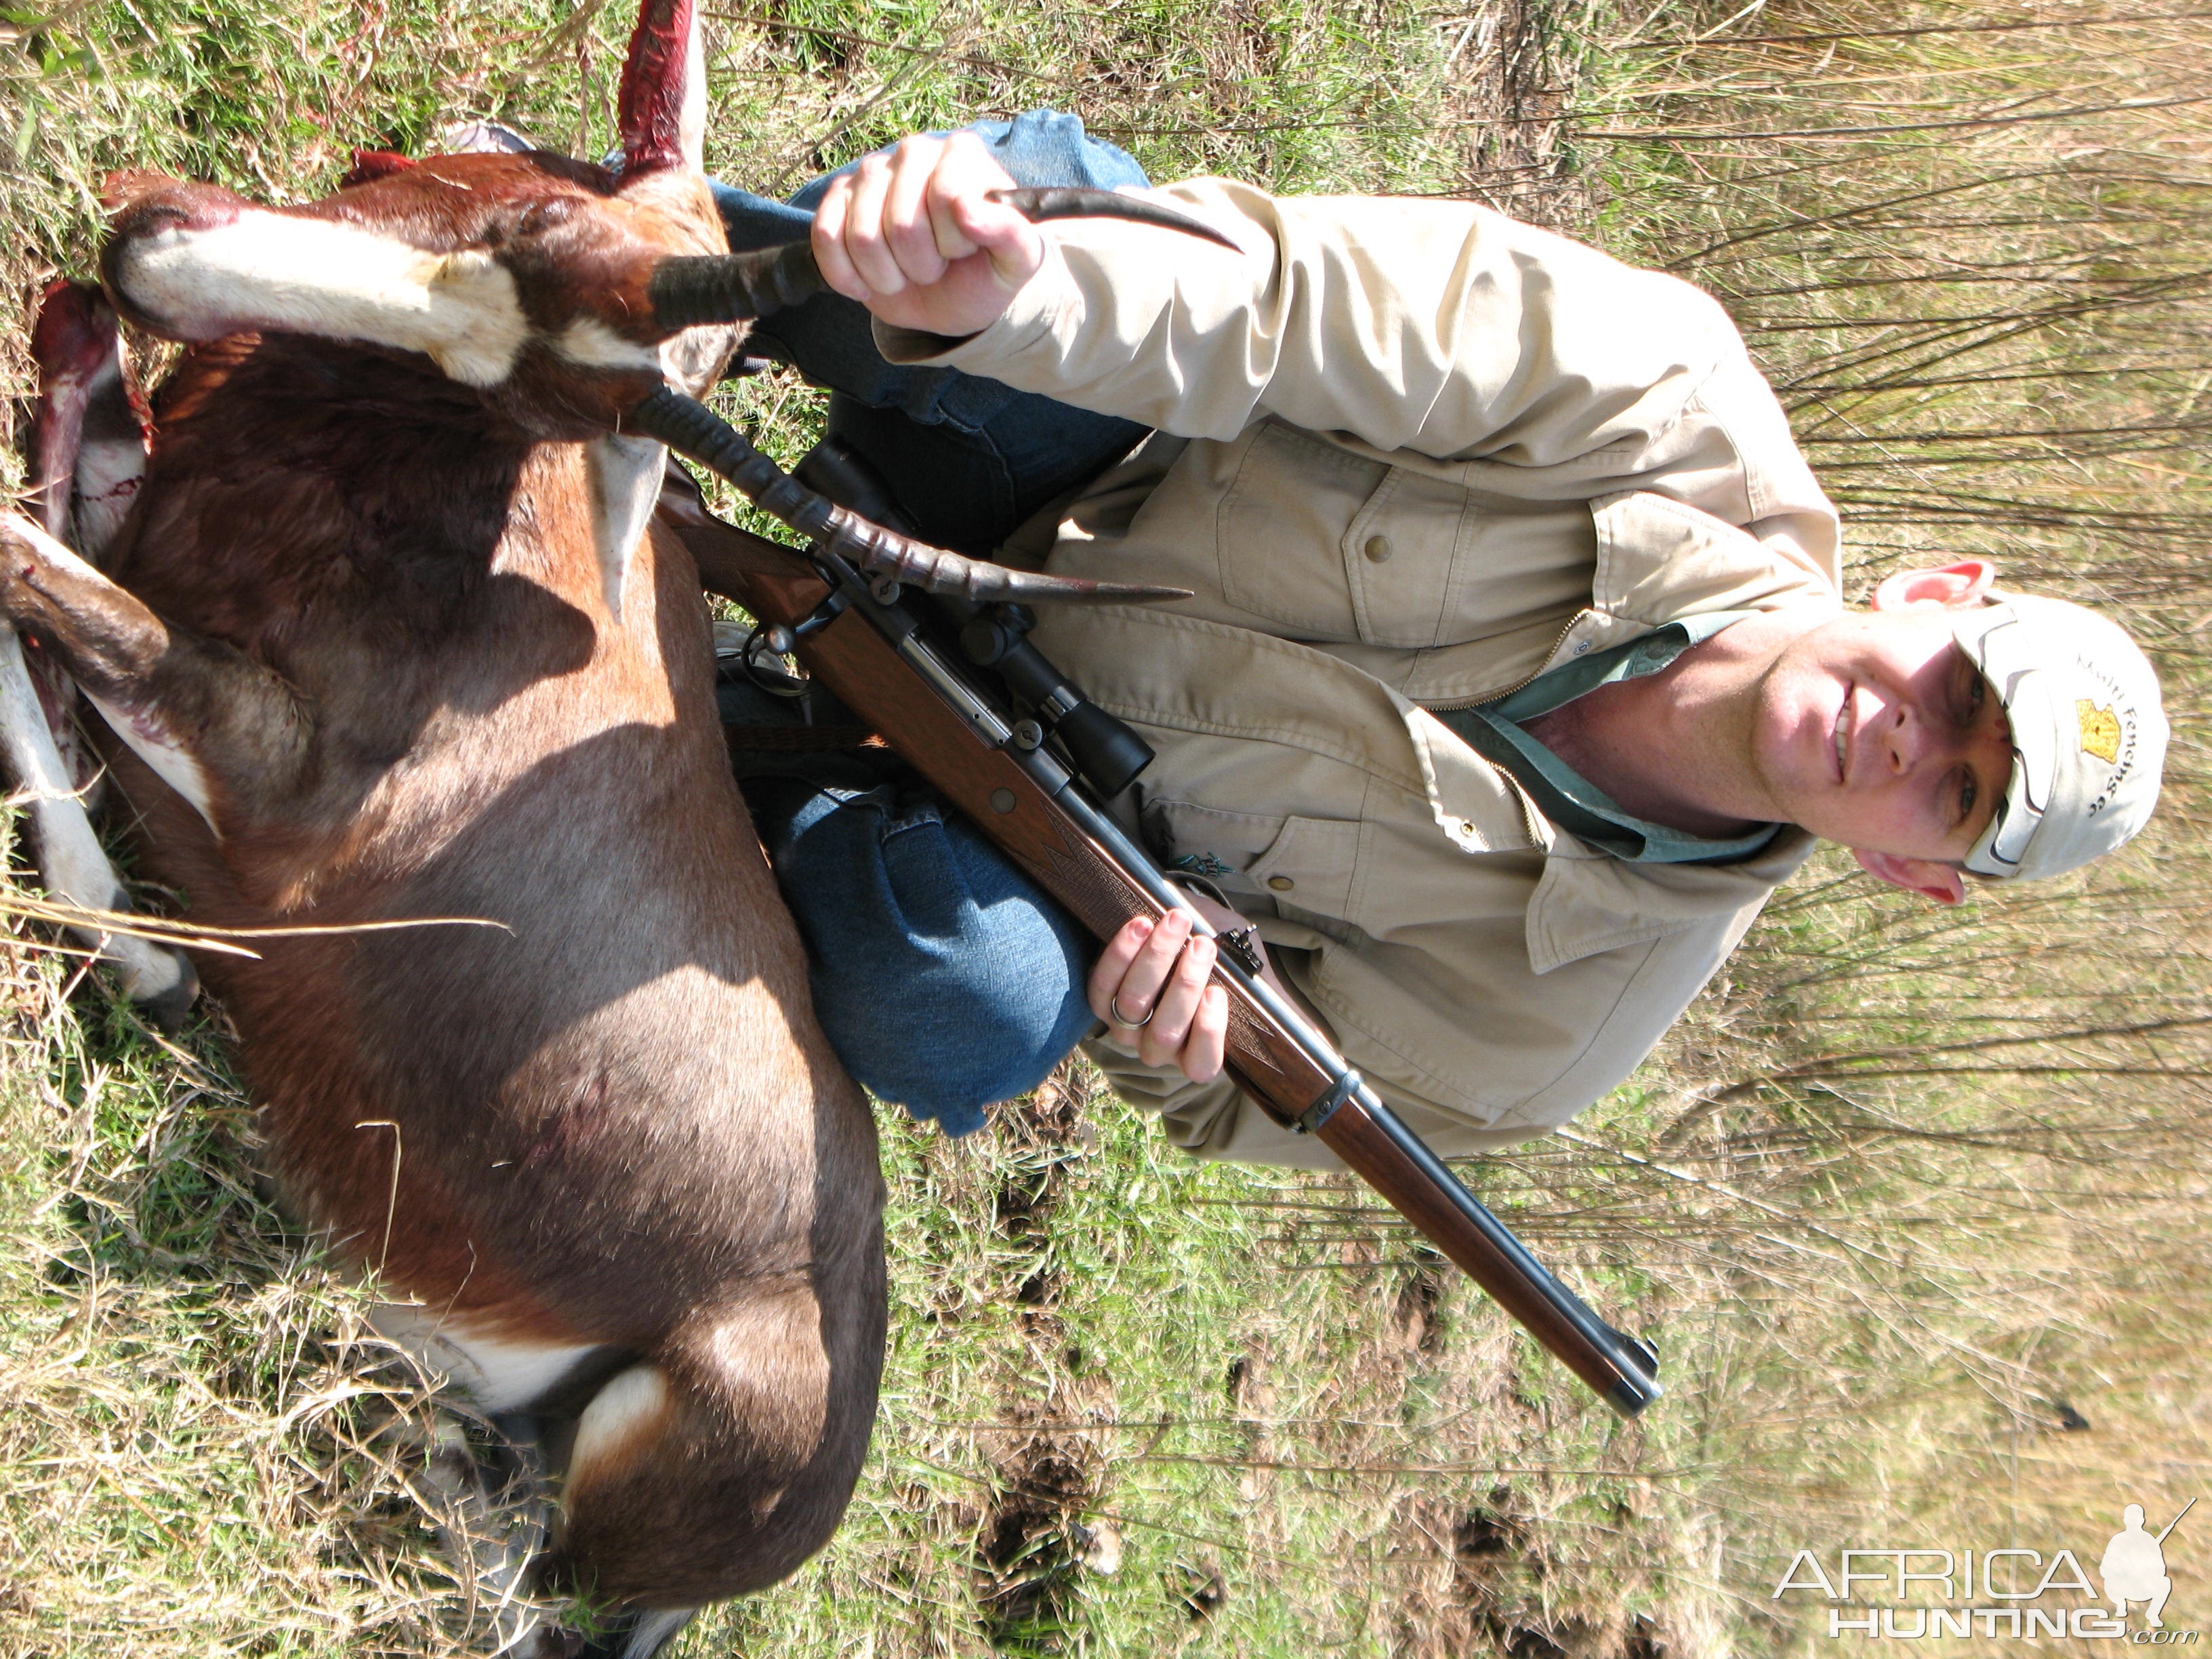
{"left": 1532, "top": 1, "right": 2212, "bottom": 1645}
{"left": 3, "top": 1, "right": 2210, "bottom": 1656}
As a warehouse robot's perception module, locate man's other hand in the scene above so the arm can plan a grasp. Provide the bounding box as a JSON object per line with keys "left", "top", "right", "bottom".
{"left": 1088, "top": 910, "right": 1230, "bottom": 1084}
{"left": 811, "top": 132, "right": 1044, "bottom": 338}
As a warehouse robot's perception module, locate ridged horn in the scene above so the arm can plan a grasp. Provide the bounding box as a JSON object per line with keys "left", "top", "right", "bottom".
{"left": 648, "top": 185, "right": 1238, "bottom": 333}
{"left": 991, "top": 186, "right": 1240, "bottom": 249}
{"left": 649, "top": 241, "right": 829, "bottom": 333}
{"left": 626, "top": 388, "right": 1191, "bottom": 605}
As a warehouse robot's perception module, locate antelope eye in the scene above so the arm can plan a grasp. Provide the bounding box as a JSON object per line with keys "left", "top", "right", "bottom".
{"left": 516, "top": 199, "right": 579, "bottom": 238}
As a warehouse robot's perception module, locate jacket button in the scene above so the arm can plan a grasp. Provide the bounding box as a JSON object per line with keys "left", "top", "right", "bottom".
{"left": 1267, "top": 875, "right": 1295, "bottom": 892}
{"left": 1363, "top": 534, "right": 1393, "bottom": 564}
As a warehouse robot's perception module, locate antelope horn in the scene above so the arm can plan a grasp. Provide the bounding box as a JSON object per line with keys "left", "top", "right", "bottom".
{"left": 648, "top": 186, "right": 1239, "bottom": 333}
{"left": 627, "top": 388, "right": 1191, "bottom": 605}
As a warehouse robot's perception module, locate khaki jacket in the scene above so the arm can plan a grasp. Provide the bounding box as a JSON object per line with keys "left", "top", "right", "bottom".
{"left": 882, "top": 179, "right": 1844, "bottom": 1168}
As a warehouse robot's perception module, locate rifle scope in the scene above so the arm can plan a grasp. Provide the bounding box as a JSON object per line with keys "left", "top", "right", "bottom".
{"left": 795, "top": 438, "right": 1156, "bottom": 798}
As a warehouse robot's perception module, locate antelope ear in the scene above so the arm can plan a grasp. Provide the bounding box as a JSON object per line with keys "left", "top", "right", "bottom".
{"left": 616, "top": 0, "right": 706, "bottom": 176}
{"left": 28, "top": 280, "right": 148, "bottom": 556}
{"left": 677, "top": 3, "right": 706, "bottom": 171}
{"left": 586, "top": 432, "right": 668, "bottom": 619}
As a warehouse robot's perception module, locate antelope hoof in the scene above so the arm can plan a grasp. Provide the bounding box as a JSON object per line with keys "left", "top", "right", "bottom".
{"left": 127, "top": 946, "right": 200, "bottom": 1031}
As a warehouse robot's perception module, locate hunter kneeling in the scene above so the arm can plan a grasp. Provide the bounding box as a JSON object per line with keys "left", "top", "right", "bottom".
{"left": 712, "top": 112, "right": 2168, "bottom": 1166}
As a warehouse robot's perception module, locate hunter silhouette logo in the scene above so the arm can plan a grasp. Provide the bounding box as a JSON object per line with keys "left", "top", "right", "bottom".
{"left": 2105, "top": 1500, "right": 2193, "bottom": 1631}
{"left": 1774, "top": 1496, "right": 2198, "bottom": 1642}
{"left": 2080, "top": 699, "right": 2124, "bottom": 764}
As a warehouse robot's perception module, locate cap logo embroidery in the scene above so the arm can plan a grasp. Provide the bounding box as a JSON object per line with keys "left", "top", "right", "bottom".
{"left": 2078, "top": 700, "right": 2123, "bottom": 764}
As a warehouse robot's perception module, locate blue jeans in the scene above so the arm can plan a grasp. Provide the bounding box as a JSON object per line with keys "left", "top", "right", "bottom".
{"left": 714, "top": 112, "right": 1147, "bottom": 1134}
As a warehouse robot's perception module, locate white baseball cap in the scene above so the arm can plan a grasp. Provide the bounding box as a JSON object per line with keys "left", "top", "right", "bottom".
{"left": 1950, "top": 593, "right": 2167, "bottom": 882}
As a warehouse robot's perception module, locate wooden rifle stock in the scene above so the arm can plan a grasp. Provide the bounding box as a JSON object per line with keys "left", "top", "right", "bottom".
{"left": 672, "top": 507, "right": 1662, "bottom": 1418}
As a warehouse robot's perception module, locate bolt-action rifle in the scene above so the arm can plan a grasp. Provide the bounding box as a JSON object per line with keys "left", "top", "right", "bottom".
{"left": 634, "top": 388, "right": 1664, "bottom": 1419}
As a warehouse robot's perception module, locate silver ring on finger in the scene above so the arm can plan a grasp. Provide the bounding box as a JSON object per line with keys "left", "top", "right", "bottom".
{"left": 1110, "top": 991, "right": 1155, "bottom": 1029}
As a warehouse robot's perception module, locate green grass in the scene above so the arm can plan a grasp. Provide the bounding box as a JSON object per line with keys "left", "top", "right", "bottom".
{"left": 5, "top": 1, "right": 2212, "bottom": 1656}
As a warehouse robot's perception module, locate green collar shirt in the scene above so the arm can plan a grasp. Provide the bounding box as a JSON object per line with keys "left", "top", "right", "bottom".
{"left": 1427, "top": 611, "right": 1783, "bottom": 865}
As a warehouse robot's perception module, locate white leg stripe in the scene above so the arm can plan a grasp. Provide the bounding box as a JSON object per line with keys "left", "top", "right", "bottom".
{"left": 569, "top": 1364, "right": 670, "bottom": 1480}
{"left": 619, "top": 1607, "right": 697, "bottom": 1659}
{"left": 70, "top": 439, "right": 147, "bottom": 559}
{"left": 81, "top": 687, "right": 218, "bottom": 833}
{"left": 0, "top": 512, "right": 220, "bottom": 838}
{"left": 0, "top": 629, "right": 188, "bottom": 1001}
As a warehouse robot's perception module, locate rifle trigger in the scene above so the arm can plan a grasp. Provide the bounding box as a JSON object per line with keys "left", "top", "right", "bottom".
{"left": 1295, "top": 1070, "right": 1361, "bottom": 1135}
{"left": 1217, "top": 926, "right": 1266, "bottom": 978}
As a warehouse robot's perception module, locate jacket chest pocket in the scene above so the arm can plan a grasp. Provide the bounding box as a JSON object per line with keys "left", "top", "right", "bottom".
{"left": 1216, "top": 422, "right": 1465, "bottom": 649}
{"left": 1141, "top": 798, "right": 1360, "bottom": 926}
{"left": 1341, "top": 464, "right": 1478, "bottom": 649}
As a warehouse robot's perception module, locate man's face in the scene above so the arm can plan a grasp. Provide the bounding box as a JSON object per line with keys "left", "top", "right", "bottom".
{"left": 1746, "top": 601, "right": 2014, "bottom": 865}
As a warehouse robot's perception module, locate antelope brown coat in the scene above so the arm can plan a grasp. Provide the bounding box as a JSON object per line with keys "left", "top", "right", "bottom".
{"left": 0, "top": 6, "right": 888, "bottom": 1618}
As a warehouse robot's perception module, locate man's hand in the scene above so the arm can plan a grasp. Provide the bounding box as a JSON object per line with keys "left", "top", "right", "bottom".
{"left": 810, "top": 132, "right": 1045, "bottom": 339}
{"left": 1088, "top": 910, "right": 1230, "bottom": 1084}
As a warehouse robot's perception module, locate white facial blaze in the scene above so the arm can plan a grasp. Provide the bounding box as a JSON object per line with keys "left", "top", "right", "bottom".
{"left": 110, "top": 211, "right": 530, "bottom": 386}
{"left": 422, "top": 251, "right": 533, "bottom": 385}
{"left": 556, "top": 316, "right": 663, "bottom": 373}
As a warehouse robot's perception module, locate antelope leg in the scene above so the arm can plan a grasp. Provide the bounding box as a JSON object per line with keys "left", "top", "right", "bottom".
{"left": 3, "top": 286, "right": 194, "bottom": 1023}
{"left": 20, "top": 279, "right": 150, "bottom": 801}
{"left": 0, "top": 512, "right": 312, "bottom": 836}
{"left": 0, "top": 625, "right": 197, "bottom": 1025}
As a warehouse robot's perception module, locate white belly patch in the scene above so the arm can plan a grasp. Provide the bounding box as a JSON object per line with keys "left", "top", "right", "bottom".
{"left": 370, "top": 1305, "right": 602, "bottom": 1414}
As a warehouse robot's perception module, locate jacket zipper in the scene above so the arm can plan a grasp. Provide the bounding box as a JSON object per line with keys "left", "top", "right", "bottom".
{"left": 1416, "top": 609, "right": 1590, "bottom": 713}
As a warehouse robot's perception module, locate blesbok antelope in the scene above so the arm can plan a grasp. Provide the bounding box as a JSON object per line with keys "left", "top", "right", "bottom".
{"left": 0, "top": 0, "right": 1212, "bottom": 1649}
{"left": 8, "top": 13, "right": 881, "bottom": 1646}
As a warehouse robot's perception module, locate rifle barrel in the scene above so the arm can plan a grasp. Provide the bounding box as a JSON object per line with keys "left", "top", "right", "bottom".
{"left": 2158, "top": 1496, "right": 2197, "bottom": 1544}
